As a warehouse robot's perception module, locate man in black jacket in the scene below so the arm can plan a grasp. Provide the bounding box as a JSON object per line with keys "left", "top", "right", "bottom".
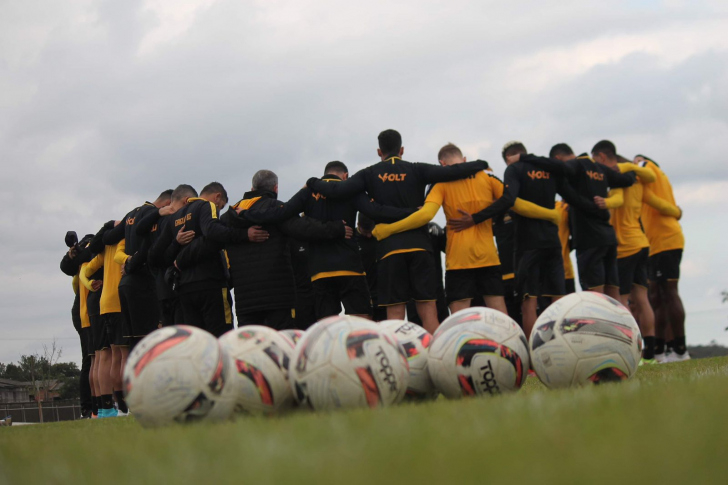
{"left": 305, "top": 129, "right": 487, "bottom": 333}
{"left": 215, "top": 170, "right": 352, "bottom": 329}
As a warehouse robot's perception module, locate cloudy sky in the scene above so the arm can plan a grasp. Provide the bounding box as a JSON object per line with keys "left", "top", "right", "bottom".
{"left": 1, "top": 0, "right": 727, "bottom": 366}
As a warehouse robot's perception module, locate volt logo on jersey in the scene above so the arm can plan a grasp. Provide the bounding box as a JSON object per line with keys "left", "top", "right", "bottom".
{"left": 527, "top": 170, "right": 550, "bottom": 180}
{"left": 586, "top": 170, "right": 605, "bottom": 181}
{"left": 311, "top": 193, "right": 326, "bottom": 201}
{"left": 377, "top": 173, "right": 407, "bottom": 182}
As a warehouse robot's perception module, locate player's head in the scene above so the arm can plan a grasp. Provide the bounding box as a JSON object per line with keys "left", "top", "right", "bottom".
{"left": 154, "top": 189, "right": 174, "bottom": 208}
{"left": 591, "top": 140, "right": 618, "bottom": 166}
{"left": 200, "top": 182, "right": 228, "bottom": 211}
{"left": 549, "top": 143, "right": 575, "bottom": 162}
{"left": 252, "top": 169, "right": 278, "bottom": 196}
{"left": 437, "top": 143, "right": 465, "bottom": 166}
{"left": 634, "top": 154, "right": 653, "bottom": 164}
{"left": 170, "top": 184, "right": 198, "bottom": 210}
{"left": 357, "top": 213, "right": 375, "bottom": 238}
{"left": 324, "top": 161, "right": 349, "bottom": 180}
{"left": 502, "top": 141, "right": 527, "bottom": 165}
{"left": 377, "top": 129, "right": 403, "bottom": 160}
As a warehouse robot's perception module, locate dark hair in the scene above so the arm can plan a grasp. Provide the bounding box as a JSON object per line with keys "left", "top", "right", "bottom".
{"left": 549, "top": 143, "right": 574, "bottom": 158}
{"left": 200, "top": 182, "right": 228, "bottom": 204}
{"left": 324, "top": 161, "right": 348, "bottom": 175}
{"left": 378, "top": 129, "right": 402, "bottom": 158}
{"left": 171, "top": 184, "right": 197, "bottom": 202}
{"left": 358, "top": 213, "right": 375, "bottom": 232}
{"left": 251, "top": 170, "right": 278, "bottom": 192}
{"left": 502, "top": 141, "right": 527, "bottom": 161}
{"left": 592, "top": 140, "right": 617, "bottom": 159}
{"left": 437, "top": 143, "right": 463, "bottom": 161}
{"left": 158, "top": 189, "right": 174, "bottom": 200}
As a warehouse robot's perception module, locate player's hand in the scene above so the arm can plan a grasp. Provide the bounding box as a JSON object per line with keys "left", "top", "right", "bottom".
{"left": 677, "top": 207, "right": 683, "bottom": 220}
{"left": 120, "top": 264, "right": 126, "bottom": 276}
{"left": 448, "top": 209, "right": 475, "bottom": 232}
{"left": 342, "top": 221, "right": 354, "bottom": 239}
{"left": 248, "top": 226, "right": 269, "bottom": 243}
{"left": 176, "top": 227, "right": 195, "bottom": 245}
{"left": 67, "top": 247, "right": 77, "bottom": 259}
{"left": 91, "top": 280, "right": 103, "bottom": 291}
{"left": 372, "top": 224, "right": 389, "bottom": 241}
{"left": 159, "top": 205, "right": 176, "bottom": 216}
{"left": 593, "top": 196, "right": 607, "bottom": 210}
{"left": 114, "top": 220, "right": 121, "bottom": 227}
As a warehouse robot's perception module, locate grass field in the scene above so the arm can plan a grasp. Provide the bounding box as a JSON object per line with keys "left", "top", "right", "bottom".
{"left": 2, "top": 358, "right": 728, "bottom": 485}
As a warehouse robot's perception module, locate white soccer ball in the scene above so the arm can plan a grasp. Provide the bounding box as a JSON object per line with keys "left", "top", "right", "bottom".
{"left": 428, "top": 307, "right": 530, "bottom": 398}
{"left": 290, "top": 315, "right": 410, "bottom": 411}
{"left": 380, "top": 320, "right": 438, "bottom": 400}
{"left": 219, "top": 326, "right": 296, "bottom": 415}
{"left": 123, "top": 325, "right": 237, "bottom": 427}
{"left": 280, "top": 329, "right": 305, "bottom": 347}
{"left": 529, "top": 292, "right": 642, "bottom": 388}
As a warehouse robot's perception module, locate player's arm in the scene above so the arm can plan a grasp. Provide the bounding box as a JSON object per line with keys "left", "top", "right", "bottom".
{"left": 519, "top": 154, "right": 576, "bottom": 177}
{"left": 416, "top": 159, "right": 488, "bottom": 184}
{"left": 643, "top": 187, "right": 682, "bottom": 219}
{"left": 372, "top": 201, "right": 440, "bottom": 241}
{"left": 113, "top": 239, "right": 129, "bottom": 266}
{"left": 352, "top": 193, "right": 416, "bottom": 223}
{"left": 198, "top": 202, "right": 248, "bottom": 244}
{"left": 135, "top": 209, "right": 163, "bottom": 236}
{"left": 618, "top": 163, "right": 656, "bottom": 184}
{"left": 306, "top": 170, "right": 368, "bottom": 199}
{"left": 279, "top": 215, "right": 349, "bottom": 241}
{"left": 594, "top": 188, "right": 624, "bottom": 210}
{"left": 82, "top": 254, "right": 104, "bottom": 292}
{"left": 148, "top": 221, "right": 176, "bottom": 268}
{"left": 174, "top": 237, "right": 223, "bottom": 271}
{"left": 102, "top": 218, "right": 126, "bottom": 245}
{"left": 604, "top": 167, "right": 636, "bottom": 188}
{"left": 461, "top": 165, "right": 520, "bottom": 228}
{"left": 556, "top": 177, "right": 611, "bottom": 220}
{"left": 237, "top": 188, "right": 309, "bottom": 224}
{"left": 512, "top": 199, "right": 561, "bottom": 225}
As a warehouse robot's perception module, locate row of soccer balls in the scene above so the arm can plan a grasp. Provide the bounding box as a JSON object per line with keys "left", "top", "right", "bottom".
{"left": 123, "top": 291, "right": 643, "bottom": 427}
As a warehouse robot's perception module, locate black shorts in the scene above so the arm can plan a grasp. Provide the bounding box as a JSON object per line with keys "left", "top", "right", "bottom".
{"left": 82, "top": 327, "right": 94, "bottom": 357}
{"left": 103, "top": 313, "right": 128, "bottom": 347}
{"left": 577, "top": 245, "right": 619, "bottom": 290}
{"left": 119, "top": 282, "right": 160, "bottom": 340}
{"left": 312, "top": 275, "right": 372, "bottom": 319}
{"left": 90, "top": 314, "right": 109, "bottom": 352}
{"left": 565, "top": 278, "right": 576, "bottom": 295}
{"left": 159, "top": 298, "right": 183, "bottom": 327}
{"left": 377, "top": 251, "right": 437, "bottom": 306}
{"left": 179, "top": 287, "right": 234, "bottom": 338}
{"left": 445, "top": 266, "right": 503, "bottom": 303}
{"left": 618, "top": 248, "right": 649, "bottom": 295}
{"left": 649, "top": 249, "right": 682, "bottom": 282}
{"left": 515, "top": 247, "right": 565, "bottom": 299}
{"left": 237, "top": 308, "right": 295, "bottom": 331}
{"left": 502, "top": 277, "right": 521, "bottom": 326}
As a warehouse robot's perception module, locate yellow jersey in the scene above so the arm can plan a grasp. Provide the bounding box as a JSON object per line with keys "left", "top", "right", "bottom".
{"left": 425, "top": 171, "right": 503, "bottom": 270}
{"left": 610, "top": 181, "right": 650, "bottom": 259}
{"left": 555, "top": 201, "right": 574, "bottom": 279}
{"left": 641, "top": 160, "right": 684, "bottom": 256}
{"left": 84, "top": 242, "right": 123, "bottom": 314}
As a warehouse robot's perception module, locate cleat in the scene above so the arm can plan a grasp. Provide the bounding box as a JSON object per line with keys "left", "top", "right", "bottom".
{"left": 666, "top": 350, "right": 691, "bottom": 363}
{"left": 639, "top": 358, "right": 658, "bottom": 366}
{"left": 98, "top": 408, "right": 119, "bottom": 418}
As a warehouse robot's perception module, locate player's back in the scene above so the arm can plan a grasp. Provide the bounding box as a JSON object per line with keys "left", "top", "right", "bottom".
{"left": 611, "top": 182, "right": 649, "bottom": 259}
{"left": 640, "top": 160, "right": 684, "bottom": 255}
{"left": 508, "top": 160, "right": 560, "bottom": 251}
{"left": 364, "top": 157, "right": 429, "bottom": 209}
{"left": 567, "top": 155, "right": 617, "bottom": 249}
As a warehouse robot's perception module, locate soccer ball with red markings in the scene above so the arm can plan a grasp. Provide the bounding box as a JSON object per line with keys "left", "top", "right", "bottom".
{"left": 123, "top": 325, "right": 238, "bottom": 427}
{"left": 427, "top": 307, "right": 530, "bottom": 399}
{"left": 290, "top": 315, "right": 410, "bottom": 411}
{"left": 280, "top": 329, "right": 304, "bottom": 347}
{"left": 529, "top": 292, "right": 642, "bottom": 388}
{"left": 380, "top": 320, "right": 438, "bottom": 401}
{"left": 219, "top": 326, "right": 296, "bottom": 415}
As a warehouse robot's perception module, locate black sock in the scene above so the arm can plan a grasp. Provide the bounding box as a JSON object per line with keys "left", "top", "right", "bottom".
{"left": 643, "top": 336, "right": 655, "bottom": 360}
{"left": 655, "top": 338, "right": 665, "bottom": 354}
{"left": 101, "top": 394, "right": 114, "bottom": 410}
{"left": 667, "top": 339, "right": 677, "bottom": 353}
{"left": 113, "top": 390, "right": 128, "bottom": 413}
{"left": 674, "top": 336, "right": 687, "bottom": 355}
{"left": 92, "top": 396, "right": 99, "bottom": 415}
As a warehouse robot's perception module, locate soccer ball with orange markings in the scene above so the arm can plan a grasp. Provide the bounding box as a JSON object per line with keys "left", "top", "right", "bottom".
{"left": 123, "top": 325, "right": 238, "bottom": 427}
{"left": 290, "top": 315, "right": 409, "bottom": 411}
{"left": 380, "top": 320, "right": 438, "bottom": 401}
{"left": 219, "top": 326, "right": 296, "bottom": 415}
{"left": 280, "top": 329, "right": 305, "bottom": 347}
{"left": 529, "top": 292, "right": 642, "bottom": 388}
{"left": 427, "top": 307, "right": 530, "bottom": 399}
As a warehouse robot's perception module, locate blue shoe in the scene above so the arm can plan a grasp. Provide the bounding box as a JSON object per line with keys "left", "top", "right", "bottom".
{"left": 98, "top": 408, "right": 119, "bottom": 418}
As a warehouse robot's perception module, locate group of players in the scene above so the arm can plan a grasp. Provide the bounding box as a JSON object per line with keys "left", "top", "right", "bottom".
{"left": 60, "top": 129, "right": 687, "bottom": 418}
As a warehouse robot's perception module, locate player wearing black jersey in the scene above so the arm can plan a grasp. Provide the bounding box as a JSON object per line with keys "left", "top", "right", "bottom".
{"left": 305, "top": 130, "right": 487, "bottom": 333}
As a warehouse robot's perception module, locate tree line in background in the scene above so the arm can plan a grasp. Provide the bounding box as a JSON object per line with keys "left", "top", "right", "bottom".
{"left": 0, "top": 342, "right": 80, "bottom": 401}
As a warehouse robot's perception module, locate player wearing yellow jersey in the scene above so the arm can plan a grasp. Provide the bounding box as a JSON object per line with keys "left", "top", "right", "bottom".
{"left": 635, "top": 154, "right": 687, "bottom": 362}
{"left": 373, "top": 143, "right": 558, "bottom": 317}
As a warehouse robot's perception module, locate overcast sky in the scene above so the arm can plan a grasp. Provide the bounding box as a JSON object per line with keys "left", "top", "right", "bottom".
{"left": 1, "top": 0, "right": 727, "bottom": 366}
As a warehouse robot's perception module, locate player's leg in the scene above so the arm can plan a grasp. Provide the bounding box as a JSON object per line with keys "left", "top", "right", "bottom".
{"left": 663, "top": 280, "right": 687, "bottom": 360}
{"left": 312, "top": 278, "right": 343, "bottom": 320}
{"left": 340, "top": 275, "right": 373, "bottom": 320}
{"left": 542, "top": 247, "right": 566, "bottom": 309}
{"left": 516, "top": 250, "right": 542, "bottom": 338}
{"left": 78, "top": 325, "right": 92, "bottom": 418}
{"left": 178, "top": 290, "right": 204, "bottom": 329}
{"left": 409, "top": 252, "right": 440, "bottom": 334}
{"left": 378, "top": 253, "right": 410, "bottom": 323}
{"left": 577, "top": 246, "right": 606, "bottom": 294}
{"left": 445, "top": 268, "right": 474, "bottom": 314}
{"left": 264, "top": 308, "right": 296, "bottom": 330}
{"left": 479, "top": 265, "right": 507, "bottom": 315}
{"left": 603, "top": 244, "right": 621, "bottom": 300}
{"left": 200, "top": 287, "right": 234, "bottom": 337}
{"left": 96, "top": 316, "right": 114, "bottom": 417}
{"left": 502, "top": 278, "right": 521, "bottom": 326}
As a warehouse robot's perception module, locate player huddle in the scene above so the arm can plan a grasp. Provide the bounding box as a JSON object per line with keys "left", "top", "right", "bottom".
{"left": 60, "top": 129, "right": 687, "bottom": 419}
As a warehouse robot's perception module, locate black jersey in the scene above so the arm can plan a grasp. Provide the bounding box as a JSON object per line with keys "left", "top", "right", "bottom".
{"left": 564, "top": 155, "right": 636, "bottom": 250}
{"left": 306, "top": 157, "right": 487, "bottom": 259}
{"left": 493, "top": 212, "right": 515, "bottom": 277}
{"left": 135, "top": 210, "right": 176, "bottom": 301}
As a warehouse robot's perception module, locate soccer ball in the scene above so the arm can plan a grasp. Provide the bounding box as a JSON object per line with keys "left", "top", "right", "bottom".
{"left": 428, "top": 307, "right": 529, "bottom": 398}
{"left": 529, "top": 292, "right": 642, "bottom": 388}
{"left": 280, "top": 329, "right": 304, "bottom": 347}
{"left": 123, "top": 325, "right": 237, "bottom": 427}
{"left": 219, "top": 326, "right": 296, "bottom": 414}
{"left": 290, "top": 315, "right": 410, "bottom": 411}
{"left": 380, "top": 320, "right": 438, "bottom": 400}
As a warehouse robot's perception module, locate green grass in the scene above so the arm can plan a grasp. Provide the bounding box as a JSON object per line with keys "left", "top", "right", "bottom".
{"left": 2, "top": 358, "right": 728, "bottom": 485}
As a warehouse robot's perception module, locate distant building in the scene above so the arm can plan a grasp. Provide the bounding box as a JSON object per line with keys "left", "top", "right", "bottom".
{"left": 0, "top": 378, "right": 31, "bottom": 403}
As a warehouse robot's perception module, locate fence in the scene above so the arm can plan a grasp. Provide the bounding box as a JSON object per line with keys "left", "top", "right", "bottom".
{"left": 0, "top": 400, "right": 82, "bottom": 423}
